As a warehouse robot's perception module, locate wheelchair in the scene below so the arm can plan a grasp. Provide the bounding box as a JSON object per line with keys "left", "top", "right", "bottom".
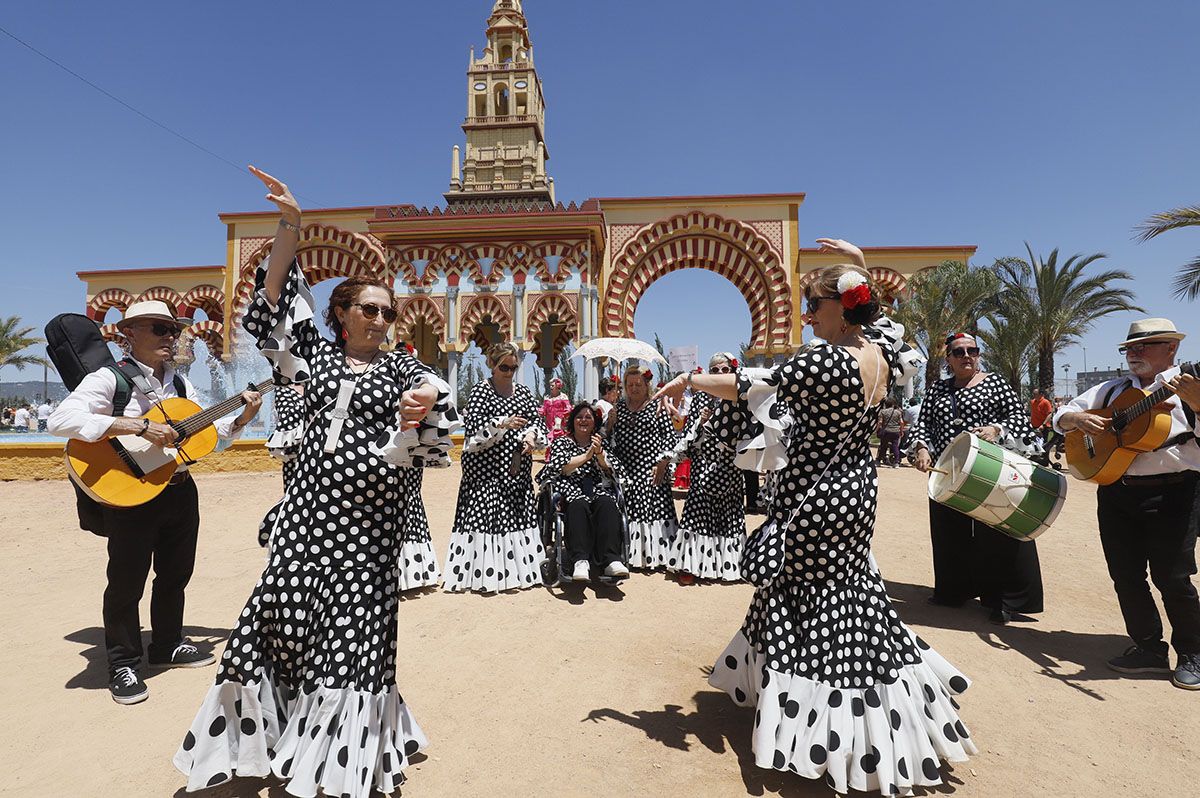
{"left": 537, "top": 477, "right": 631, "bottom": 587}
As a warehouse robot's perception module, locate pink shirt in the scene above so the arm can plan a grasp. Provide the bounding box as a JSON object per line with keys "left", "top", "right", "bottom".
{"left": 539, "top": 394, "right": 573, "bottom": 442}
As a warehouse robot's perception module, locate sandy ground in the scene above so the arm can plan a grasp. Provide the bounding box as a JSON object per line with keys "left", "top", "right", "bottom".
{"left": 1, "top": 465, "right": 1195, "bottom": 798}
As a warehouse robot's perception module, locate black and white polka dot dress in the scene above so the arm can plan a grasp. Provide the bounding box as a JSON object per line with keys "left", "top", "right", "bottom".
{"left": 608, "top": 399, "right": 679, "bottom": 569}
{"left": 665, "top": 391, "right": 746, "bottom": 580}
{"left": 175, "top": 261, "right": 460, "bottom": 797}
{"left": 395, "top": 467, "right": 441, "bottom": 591}
{"left": 708, "top": 327, "right": 977, "bottom": 795}
{"left": 258, "top": 383, "right": 306, "bottom": 547}
{"left": 904, "top": 372, "right": 1042, "bottom": 461}
{"left": 536, "top": 434, "right": 625, "bottom": 506}
{"left": 443, "top": 379, "right": 548, "bottom": 593}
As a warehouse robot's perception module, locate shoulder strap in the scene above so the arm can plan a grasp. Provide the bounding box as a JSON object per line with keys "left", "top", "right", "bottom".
{"left": 1101, "top": 378, "right": 1130, "bottom": 408}
{"left": 172, "top": 373, "right": 187, "bottom": 399}
{"left": 105, "top": 364, "right": 134, "bottom": 417}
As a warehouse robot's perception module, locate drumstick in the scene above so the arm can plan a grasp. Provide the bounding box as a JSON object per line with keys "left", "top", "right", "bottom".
{"left": 929, "top": 467, "right": 950, "bottom": 476}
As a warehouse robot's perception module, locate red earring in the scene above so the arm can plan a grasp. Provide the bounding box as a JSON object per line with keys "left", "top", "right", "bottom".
{"left": 341, "top": 329, "right": 349, "bottom": 340}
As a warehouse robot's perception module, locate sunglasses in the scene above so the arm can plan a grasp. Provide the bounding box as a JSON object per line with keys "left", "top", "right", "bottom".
{"left": 948, "top": 347, "right": 981, "bottom": 358}
{"left": 710, "top": 366, "right": 732, "bottom": 374}
{"left": 134, "top": 323, "right": 181, "bottom": 338}
{"left": 1118, "top": 341, "right": 1170, "bottom": 355}
{"left": 805, "top": 295, "right": 839, "bottom": 315}
{"left": 496, "top": 363, "right": 518, "bottom": 373}
{"left": 350, "top": 302, "right": 398, "bottom": 323}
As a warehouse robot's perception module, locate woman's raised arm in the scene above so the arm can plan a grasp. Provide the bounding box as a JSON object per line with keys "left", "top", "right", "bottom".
{"left": 248, "top": 165, "right": 302, "bottom": 305}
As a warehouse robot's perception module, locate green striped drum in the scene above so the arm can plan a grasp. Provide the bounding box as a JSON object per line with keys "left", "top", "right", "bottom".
{"left": 928, "top": 432, "right": 1067, "bottom": 541}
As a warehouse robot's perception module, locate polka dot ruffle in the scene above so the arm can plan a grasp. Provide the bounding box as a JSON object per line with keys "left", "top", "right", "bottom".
{"left": 626, "top": 519, "right": 678, "bottom": 571}
{"left": 442, "top": 526, "right": 546, "bottom": 593}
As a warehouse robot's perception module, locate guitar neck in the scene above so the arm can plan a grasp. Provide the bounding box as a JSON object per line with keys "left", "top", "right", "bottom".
{"left": 1118, "top": 362, "right": 1197, "bottom": 423}
{"left": 174, "top": 380, "right": 276, "bottom": 437}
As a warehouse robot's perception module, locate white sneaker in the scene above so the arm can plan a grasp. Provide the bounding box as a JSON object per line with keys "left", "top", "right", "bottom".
{"left": 572, "top": 560, "right": 590, "bottom": 581}
{"left": 604, "top": 561, "right": 630, "bottom": 578}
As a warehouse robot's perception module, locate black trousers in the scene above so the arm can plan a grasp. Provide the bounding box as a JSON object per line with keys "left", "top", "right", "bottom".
{"left": 928, "top": 498, "right": 1044, "bottom": 613}
{"left": 100, "top": 477, "right": 201, "bottom": 669}
{"left": 565, "top": 496, "right": 623, "bottom": 566}
{"left": 1097, "top": 476, "right": 1200, "bottom": 657}
{"left": 745, "top": 471, "right": 761, "bottom": 509}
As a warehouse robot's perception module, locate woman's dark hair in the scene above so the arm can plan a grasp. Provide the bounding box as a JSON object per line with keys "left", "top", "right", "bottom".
{"left": 323, "top": 277, "right": 395, "bottom": 347}
{"left": 566, "top": 401, "right": 603, "bottom": 439}
{"left": 808, "top": 264, "right": 882, "bottom": 327}
{"left": 599, "top": 375, "right": 621, "bottom": 395}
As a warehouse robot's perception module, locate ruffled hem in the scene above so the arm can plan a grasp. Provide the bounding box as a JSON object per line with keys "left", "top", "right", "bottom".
{"left": 627, "top": 519, "right": 677, "bottom": 570}
{"left": 370, "top": 372, "right": 462, "bottom": 469}
{"left": 265, "top": 426, "right": 304, "bottom": 460}
{"left": 397, "top": 538, "right": 441, "bottom": 592}
{"left": 442, "top": 526, "right": 546, "bottom": 593}
{"left": 709, "top": 631, "right": 976, "bottom": 796}
{"left": 666, "top": 529, "right": 744, "bottom": 581}
{"left": 174, "top": 677, "right": 427, "bottom": 798}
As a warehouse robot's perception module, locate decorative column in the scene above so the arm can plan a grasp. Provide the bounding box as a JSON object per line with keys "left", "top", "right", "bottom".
{"left": 589, "top": 286, "right": 600, "bottom": 338}
{"left": 513, "top": 284, "right": 526, "bottom": 342}
{"left": 446, "top": 287, "right": 459, "bottom": 344}
{"left": 578, "top": 286, "right": 590, "bottom": 343}
{"left": 447, "top": 350, "right": 461, "bottom": 406}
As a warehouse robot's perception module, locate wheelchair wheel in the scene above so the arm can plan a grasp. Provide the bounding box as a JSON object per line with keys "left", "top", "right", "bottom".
{"left": 540, "top": 558, "right": 559, "bottom": 585}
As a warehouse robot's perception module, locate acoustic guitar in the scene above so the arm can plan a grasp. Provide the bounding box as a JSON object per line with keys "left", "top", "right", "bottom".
{"left": 66, "top": 379, "right": 274, "bottom": 507}
{"left": 1065, "top": 364, "right": 1199, "bottom": 484}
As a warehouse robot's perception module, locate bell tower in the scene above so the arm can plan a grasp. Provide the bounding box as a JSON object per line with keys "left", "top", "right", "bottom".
{"left": 446, "top": 0, "right": 554, "bottom": 206}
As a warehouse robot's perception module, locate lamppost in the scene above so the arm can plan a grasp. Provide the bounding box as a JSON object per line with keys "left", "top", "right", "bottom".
{"left": 1082, "top": 347, "right": 1087, "bottom": 374}
{"left": 1062, "top": 363, "right": 1071, "bottom": 397}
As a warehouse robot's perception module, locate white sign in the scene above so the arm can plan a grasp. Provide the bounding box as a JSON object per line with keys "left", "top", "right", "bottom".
{"left": 668, "top": 345, "right": 699, "bottom": 375}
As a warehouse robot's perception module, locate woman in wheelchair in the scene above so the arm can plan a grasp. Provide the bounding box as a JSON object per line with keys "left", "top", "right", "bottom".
{"left": 538, "top": 402, "right": 630, "bottom": 582}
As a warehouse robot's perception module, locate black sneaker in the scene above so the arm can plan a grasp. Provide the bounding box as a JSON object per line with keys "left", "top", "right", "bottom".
{"left": 1107, "top": 644, "right": 1171, "bottom": 675}
{"left": 1172, "top": 653, "right": 1200, "bottom": 690}
{"left": 149, "top": 641, "right": 215, "bottom": 668}
{"left": 109, "top": 666, "right": 148, "bottom": 705}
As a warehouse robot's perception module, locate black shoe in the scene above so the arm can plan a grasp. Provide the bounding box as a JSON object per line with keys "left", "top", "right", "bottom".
{"left": 988, "top": 608, "right": 1011, "bottom": 625}
{"left": 926, "top": 595, "right": 966, "bottom": 608}
{"left": 149, "top": 641, "right": 215, "bottom": 668}
{"left": 1108, "top": 644, "right": 1171, "bottom": 675}
{"left": 1172, "top": 653, "right": 1200, "bottom": 690}
{"left": 109, "top": 666, "right": 148, "bottom": 705}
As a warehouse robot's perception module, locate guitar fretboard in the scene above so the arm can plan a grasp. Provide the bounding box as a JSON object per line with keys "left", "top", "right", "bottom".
{"left": 1114, "top": 363, "right": 1198, "bottom": 427}
{"left": 174, "top": 379, "right": 275, "bottom": 438}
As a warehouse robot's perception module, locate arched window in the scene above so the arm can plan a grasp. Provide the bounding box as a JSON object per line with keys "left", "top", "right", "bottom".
{"left": 494, "top": 83, "right": 510, "bottom": 116}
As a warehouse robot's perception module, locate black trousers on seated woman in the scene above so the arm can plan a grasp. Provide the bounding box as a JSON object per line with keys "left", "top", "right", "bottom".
{"left": 928, "top": 499, "right": 1044, "bottom": 613}
{"left": 566, "top": 495, "right": 623, "bottom": 566}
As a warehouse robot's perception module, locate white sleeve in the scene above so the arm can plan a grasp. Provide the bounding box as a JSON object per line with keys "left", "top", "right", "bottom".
{"left": 47, "top": 369, "right": 120, "bottom": 442}
{"left": 1051, "top": 382, "right": 1106, "bottom": 434}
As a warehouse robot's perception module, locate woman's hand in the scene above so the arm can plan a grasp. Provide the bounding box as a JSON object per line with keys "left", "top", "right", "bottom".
{"left": 652, "top": 375, "right": 687, "bottom": 405}
{"left": 522, "top": 431, "right": 537, "bottom": 455}
{"left": 650, "top": 458, "right": 669, "bottom": 486}
{"left": 505, "top": 415, "right": 528, "bottom": 431}
{"left": 914, "top": 447, "right": 932, "bottom": 473}
{"left": 970, "top": 424, "right": 1001, "bottom": 443}
{"left": 400, "top": 384, "right": 438, "bottom": 430}
{"left": 249, "top": 165, "right": 301, "bottom": 223}
{"left": 815, "top": 238, "right": 866, "bottom": 268}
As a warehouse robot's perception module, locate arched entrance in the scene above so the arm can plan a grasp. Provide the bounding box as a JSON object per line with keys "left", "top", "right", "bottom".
{"left": 601, "top": 212, "right": 792, "bottom": 360}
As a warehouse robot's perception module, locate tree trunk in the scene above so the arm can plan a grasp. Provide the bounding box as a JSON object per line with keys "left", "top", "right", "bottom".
{"left": 1037, "top": 345, "right": 1055, "bottom": 397}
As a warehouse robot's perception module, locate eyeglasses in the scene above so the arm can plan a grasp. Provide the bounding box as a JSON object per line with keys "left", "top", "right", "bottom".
{"left": 496, "top": 363, "right": 518, "bottom": 373}
{"left": 1119, "top": 341, "right": 1169, "bottom": 355}
{"left": 134, "top": 323, "right": 181, "bottom": 338}
{"left": 710, "top": 366, "right": 732, "bottom": 374}
{"left": 805, "top": 295, "right": 839, "bottom": 315}
{"left": 350, "top": 302, "right": 398, "bottom": 323}
{"left": 948, "top": 347, "right": 981, "bottom": 358}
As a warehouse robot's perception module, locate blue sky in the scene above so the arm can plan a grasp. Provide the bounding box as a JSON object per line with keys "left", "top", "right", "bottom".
{"left": 2, "top": 0, "right": 1198, "bottom": 398}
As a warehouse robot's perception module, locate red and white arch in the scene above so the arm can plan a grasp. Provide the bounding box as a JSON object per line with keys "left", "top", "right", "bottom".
{"left": 459, "top": 294, "right": 513, "bottom": 349}
{"left": 178, "top": 284, "right": 225, "bottom": 323}
{"left": 527, "top": 292, "right": 578, "bottom": 361}
{"left": 87, "top": 288, "right": 135, "bottom": 322}
{"left": 602, "top": 212, "right": 790, "bottom": 351}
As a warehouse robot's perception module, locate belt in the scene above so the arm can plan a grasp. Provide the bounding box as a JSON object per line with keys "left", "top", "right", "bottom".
{"left": 1118, "top": 472, "right": 1198, "bottom": 487}
{"left": 168, "top": 471, "right": 192, "bottom": 486}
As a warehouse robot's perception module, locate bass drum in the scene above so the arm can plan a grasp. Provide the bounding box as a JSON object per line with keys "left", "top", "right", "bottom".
{"left": 928, "top": 431, "right": 1067, "bottom": 541}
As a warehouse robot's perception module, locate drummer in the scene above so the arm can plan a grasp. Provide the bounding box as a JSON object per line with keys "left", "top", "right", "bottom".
{"left": 1054, "top": 318, "right": 1200, "bottom": 690}
{"left": 909, "top": 332, "right": 1045, "bottom": 624}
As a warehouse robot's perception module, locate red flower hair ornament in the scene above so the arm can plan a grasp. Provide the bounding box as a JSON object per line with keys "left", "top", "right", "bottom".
{"left": 836, "top": 272, "right": 872, "bottom": 310}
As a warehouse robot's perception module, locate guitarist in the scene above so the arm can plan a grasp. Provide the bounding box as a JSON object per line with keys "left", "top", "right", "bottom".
{"left": 1054, "top": 317, "right": 1200, "bottom": 691}
{"left": 48, "top": 300, "right": 262, "bottom": 705}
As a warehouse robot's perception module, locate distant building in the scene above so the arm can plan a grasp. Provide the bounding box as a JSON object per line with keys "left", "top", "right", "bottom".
{"left": 1076, "top": 367, "right": 1127, "bottom": 395}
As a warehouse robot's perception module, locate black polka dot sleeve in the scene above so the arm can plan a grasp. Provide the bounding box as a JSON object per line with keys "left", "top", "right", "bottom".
{"left": 461, "top": 381, "right": 546, "bottom": 453}
{"left": 906, "top": 374, "right": 1041, "bottom": 461}
{"left": 369, "top": 354, "right": 462, "bottom": 469}
{"left": 535, "top": 435, "right": 623, "bottom": 504}
{"left": 242, "top": 259, "right": 320, "bottom": 385}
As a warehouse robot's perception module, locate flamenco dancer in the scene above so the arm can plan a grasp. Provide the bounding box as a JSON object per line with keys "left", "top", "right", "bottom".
{"left": 607, "top": 364, "right": 679, "bottom": 570}
{"left": 443, "top": 342, "right": 548, "bottom": 593}
{"left": 664, "top": 352, "right": 746, "bottom": 585}
{"left": 655, "top": 241, "right": 976, "bottom": 795}
{"left": 538, "top": 376, "right": 573, "bottom": 447}
{"left": 175, "top": 167, "right": 460, "bottom": 797}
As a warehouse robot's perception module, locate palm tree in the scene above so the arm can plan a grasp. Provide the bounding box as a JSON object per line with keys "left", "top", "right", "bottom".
{"left": 0, "top": 316, "right": 48, "bottom": 376}
{"left": 891, "top": 261, "right": 1000, "bottom": 389}
{"left": 999, "top": 246, "right": 1142, "bottom": 395}
{"left": 1135, "top": 205, "right": 1200, "bottom": 300}
{"left": 976, "top": 313, "right": 1034, "bottom": 395}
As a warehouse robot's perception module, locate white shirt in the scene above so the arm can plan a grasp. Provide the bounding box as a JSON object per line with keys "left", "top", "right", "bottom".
{"left": 37, "top": 403, "right": 52, "bottom": 420}
{"left": 49, "top": 357, "right": 244, "bottom": 447}
{"left": 1052, "top": 365, "right": 1200, "bottom": 475}
{"left": 595, "top": 398, "right": 613, "bottom": 422}
{"left": 13, "top": 408, "right": 30, "bottom": 427}
{"left": 902, "top": 404, "right": 920, "bottom": 426}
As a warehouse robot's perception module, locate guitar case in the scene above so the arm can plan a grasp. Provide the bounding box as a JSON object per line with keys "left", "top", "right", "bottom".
{"left": 44, "top": 314, "right": 186, "bottom": 535}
